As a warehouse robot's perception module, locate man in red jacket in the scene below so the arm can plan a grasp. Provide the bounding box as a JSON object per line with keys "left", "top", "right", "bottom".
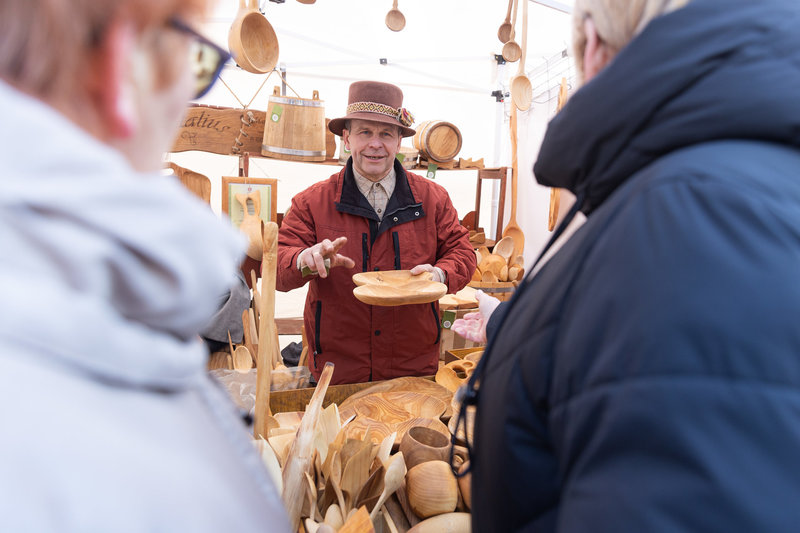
{"left": 277, "top": 81, "right": 476, "bottom": 385}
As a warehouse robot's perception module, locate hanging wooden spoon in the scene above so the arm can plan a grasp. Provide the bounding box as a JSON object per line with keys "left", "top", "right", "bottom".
{"left": 511, "top": 0, "right": 532, "bottom": 110}
{"left": 385, "top": 0, "right": 406, "bottom": 32}
{"left": 369, "top": 452, "right": 408, "bottom": 522}
{"left": 503, "top": 106, "right": 525, "bottom": 259}
{"left": 497, "top": 0, "right": 514, "bottom": 43}
{"left": 501, "top": 0, "right": 521, "bottom": 63}
{"left": 232, "top": 345, "right": 254, "bottom": 371}
{"left": 235, "top": 190, "right": 263, "bottom": 260}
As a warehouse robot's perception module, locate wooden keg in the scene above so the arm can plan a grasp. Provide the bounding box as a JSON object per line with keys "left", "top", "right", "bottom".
{"left": 262, "top": 87, "right": 326, "bottom": 162}
{"left": 412, "top": 120, "right": 462, "bottom": 163}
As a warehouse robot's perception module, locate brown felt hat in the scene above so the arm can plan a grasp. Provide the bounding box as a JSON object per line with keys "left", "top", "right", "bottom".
{"left": 328, "top": 81, "right": 416, "bottom": 138}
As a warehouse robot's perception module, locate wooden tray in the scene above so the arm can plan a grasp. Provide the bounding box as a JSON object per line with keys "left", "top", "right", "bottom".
{"left": 353, "top": 281, "right": 447, "bottom": 306}
{"left": 352, "top": 270, "right": 433, "bottom": 286}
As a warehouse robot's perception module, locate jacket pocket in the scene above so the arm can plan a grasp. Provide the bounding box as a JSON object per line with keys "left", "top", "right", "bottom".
{"left": 429, "top": 302, "right": 442, "bottom": 345}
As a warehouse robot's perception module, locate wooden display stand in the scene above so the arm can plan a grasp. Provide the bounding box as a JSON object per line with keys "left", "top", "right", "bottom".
{"left": 474, "top": 167, "right": 508, "bottom": 244}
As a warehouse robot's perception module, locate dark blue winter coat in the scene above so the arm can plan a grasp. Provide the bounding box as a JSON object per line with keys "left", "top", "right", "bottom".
{"left": 469, "top": 0, "right": 800, "bottom": 531}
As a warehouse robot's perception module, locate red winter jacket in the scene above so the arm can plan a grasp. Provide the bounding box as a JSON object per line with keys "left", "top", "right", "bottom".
{"left": 277, "top": 159, "right": 476, "bottom": 385}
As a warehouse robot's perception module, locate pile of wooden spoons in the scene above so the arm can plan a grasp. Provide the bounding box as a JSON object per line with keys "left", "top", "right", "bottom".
{"left": 470, "top": 236, "right": 525, "bottom": 283}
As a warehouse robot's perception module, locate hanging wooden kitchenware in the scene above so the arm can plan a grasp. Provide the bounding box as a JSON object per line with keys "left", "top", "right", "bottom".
{"left": 228, "top": 0, "right": 279, "bottom": 74}
{"left": 548, "top": 78, "right": 570, "bottom": 231}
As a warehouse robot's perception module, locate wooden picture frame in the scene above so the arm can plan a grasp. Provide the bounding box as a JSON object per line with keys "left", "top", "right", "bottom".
{"left": 221, "top": 176, "right": 278, "bottom": 229}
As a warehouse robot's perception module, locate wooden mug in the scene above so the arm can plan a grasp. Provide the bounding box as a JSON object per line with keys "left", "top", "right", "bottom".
{"left": 399, "top": 425, "right": 450, "bottom": 470}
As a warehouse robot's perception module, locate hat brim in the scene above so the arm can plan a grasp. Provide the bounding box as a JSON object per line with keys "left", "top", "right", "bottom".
{"left": 329, "top": 112, "right": 415, "bottom": 138}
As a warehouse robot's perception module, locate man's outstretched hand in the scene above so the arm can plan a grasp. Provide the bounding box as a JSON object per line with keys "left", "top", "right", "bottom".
{"left": 297, "top": 237, "right": 355, "bottom": 278}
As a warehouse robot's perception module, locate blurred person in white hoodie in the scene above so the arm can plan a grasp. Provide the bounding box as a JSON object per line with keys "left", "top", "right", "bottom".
{"left": 0, "top": 1, "right": 289, "bottom": 530}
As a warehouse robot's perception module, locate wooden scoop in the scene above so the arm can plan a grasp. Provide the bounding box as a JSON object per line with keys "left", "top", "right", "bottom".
{"left": 511, "top": 0, "right": 532, "bottom": 110}
{"left": 385, "top": 0, "right": 406, "bottom": 32}
{"left": 369, "top": 452, "right": 408, "bottom": 522}
{"left": 228, "top": 0, "right": 279, "bottom": 74}
{"left": 503, "top": 106, "right": 525, "bottom": 259}
{"left": 501, "top": 0, "right": 521, "bottom": 63}
{"left": 232, "top": 345, "right": 254, "bottom": 371}
{"left": 497, "top": 0, "right": 514, "bottom": 43}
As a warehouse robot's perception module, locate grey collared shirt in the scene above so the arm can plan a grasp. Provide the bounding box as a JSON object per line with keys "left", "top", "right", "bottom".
{"left": 352, "top": 167, "right": 396, "bottom": 220}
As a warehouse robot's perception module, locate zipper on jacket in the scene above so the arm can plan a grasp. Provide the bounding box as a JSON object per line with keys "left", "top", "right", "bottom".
{"left": 313, "top": 300, "right": 323, "bottom": 369}
{"left": 430, "top": 302, "right": 442, "bottom": 345}
{"left": 392, "top": 231, "right": 401, "bottom": 270}
{"left": 362, "top": 233, "right": 369, "bottom": 272}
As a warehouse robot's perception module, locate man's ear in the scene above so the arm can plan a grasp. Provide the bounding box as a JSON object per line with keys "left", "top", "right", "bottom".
{"left": 342, "top": 129, "right": 350, "bottom": 150}
{"left": 582, "top": 17, "right": 614, "bottom": 82}
{"left": 86, "top": 18, "right": 138, "bottom": 138}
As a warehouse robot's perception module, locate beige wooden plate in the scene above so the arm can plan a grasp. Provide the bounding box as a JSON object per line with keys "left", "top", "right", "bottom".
{"left": 352, "top": 270, "right": 433, "bottom": 287}
{"left": 353, "top": 280, "right": 447, "bottom": 307}
{"left": 350, "top": 392, "right": 447, "bottom": 424}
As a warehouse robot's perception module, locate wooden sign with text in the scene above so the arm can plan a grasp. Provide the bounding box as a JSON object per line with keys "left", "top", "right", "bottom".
{"left": 170, "top": 104, "right": 266, "bottom": 156}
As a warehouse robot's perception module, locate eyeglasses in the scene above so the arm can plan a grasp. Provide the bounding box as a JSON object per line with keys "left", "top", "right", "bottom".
{"left": 167, "top": 17, "right": 230, "bottom": 99}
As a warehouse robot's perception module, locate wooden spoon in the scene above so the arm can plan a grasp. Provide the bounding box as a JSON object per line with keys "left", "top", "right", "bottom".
{"left": 492, "top": 236, "right": 515, "bottom": 265}
{"left": 329, "top": 451, "right": 349, "bottom": 515}
{"left": 497, "top": 0, "right": 514, "bottom": 43}
{"left": 232, "top": 345, "right": 254, "bottom": 371}
{"left": 385, "top": 0, "right": 406, "bottom": 32}
{"left": 235, "top": 191, "right": 263, "bottom": 260}
{"left": 501, "top": 0, "right": 521, "bottom": 63}
{"left": 369, "top": 452, "right": 408, "bottom": 522}
{"left": 511, "top": 0, "right": 532, "bottom": 110}
{"left": 254, "top": 221, "right": 279, "bottom": 439}
{"left": 502, "top": 106, "right": 525, "bottom": 259}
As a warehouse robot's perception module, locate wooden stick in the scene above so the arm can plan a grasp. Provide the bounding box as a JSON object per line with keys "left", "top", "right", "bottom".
{"left": 254, "top": 221, "right": 279, "bottom": 438}
{"left": 282, "top": 362, "right": 335, "bottom": 532}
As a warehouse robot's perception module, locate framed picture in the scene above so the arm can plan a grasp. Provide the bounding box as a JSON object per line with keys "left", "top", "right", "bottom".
{"left": 221, "top": 176, "right": 278, "bottom": 228}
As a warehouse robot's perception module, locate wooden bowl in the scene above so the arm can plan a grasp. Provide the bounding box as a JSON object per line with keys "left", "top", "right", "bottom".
{"left": 353, "top": 280, "right": 447, "bottom": 307}
{"left": 399, "top": 425, "right": 451, "bottom": 470}
{"left": 406, "top": 460, "right": 459, "bottom": 518}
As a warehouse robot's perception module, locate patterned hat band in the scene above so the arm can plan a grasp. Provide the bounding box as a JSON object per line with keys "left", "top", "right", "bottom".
{"left": 346, "top": 101, "right": 415, "bottom": 127}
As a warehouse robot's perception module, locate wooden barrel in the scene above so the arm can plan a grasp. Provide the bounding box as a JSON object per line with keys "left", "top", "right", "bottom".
{"left": 262, "top": 87, "right": 326, "bottom": 162}
{"left": 412, "top": 120, "right": 462, "bottom": 163}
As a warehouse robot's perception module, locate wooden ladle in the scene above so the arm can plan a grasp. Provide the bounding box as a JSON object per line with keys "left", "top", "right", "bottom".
{"left": 501, "top": 0, "right": 521, "bottom": 63}
{"left": 385, "top": 0, "right": 406, "bottom": 32}
{"left": 502, "top": 106, "right": 525, "bottom": 259}
{"left": 369, "top": 452, "right": 408, "bottom": 522}
{"left": 511, "top": 0, "right": 532, "bottom": 111}
{"left": 497, "top": 0, "right": 514, "bottom": 43}
{"left": 228, "top": 0, "right": 280, "bottom": 74}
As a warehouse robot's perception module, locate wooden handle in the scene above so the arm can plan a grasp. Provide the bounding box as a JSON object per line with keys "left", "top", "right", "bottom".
{"left": 518, "top": 0, "right": 528, "bottom": 74}
{"left": 510, "top": 0, "right": 518, "bottom": 39}
{"left": 254, "top": 221, "right": 279, "bottom": 438}
{"left": 509, "top": 105, "right": 518, "bottom": 220}
{"left": 504, "top": 0, "right": 513, "bottom": 23}
{"left": 548, "top": 77, "right": 569, "bottom": 232}
{"left": 393, "top": 0, "right": 399, "bottom": 9}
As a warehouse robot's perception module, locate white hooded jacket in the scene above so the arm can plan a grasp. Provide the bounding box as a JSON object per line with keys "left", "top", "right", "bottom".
{"left": 0, "top": 81, "right": 289, "bottom": 531}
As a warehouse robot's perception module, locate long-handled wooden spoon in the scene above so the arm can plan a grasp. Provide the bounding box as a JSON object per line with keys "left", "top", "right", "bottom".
{"left": 501, "top": 0, "right": 521, "bottom": 62}
{"left": 254, "top": 221, "right": 280, "bottom": 439}
{"left": 548, "top": 77, "right": 570, "bottom": 231}
{"left": 511, "top": 0, "right": 532, "bottom": 110}
{"left": 497, "top": 0, "right": 514, "bottom": 43}
{"left": 502, "top": 105, "right": 525, "bottom": 259}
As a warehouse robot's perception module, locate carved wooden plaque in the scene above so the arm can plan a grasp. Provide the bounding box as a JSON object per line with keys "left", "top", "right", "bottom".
{"left": 171, "top": 104, "right": 266, "bottom": 155}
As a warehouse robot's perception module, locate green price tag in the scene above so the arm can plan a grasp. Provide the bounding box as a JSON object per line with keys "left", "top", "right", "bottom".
{"left": 441, "top": 310, "right": 456, "bottom": 329}
{"left": 426, "top": 163, "right": 437, "bottom": 179}
{"left": 270, "top": 104, "right": 283, "bottom": 122}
